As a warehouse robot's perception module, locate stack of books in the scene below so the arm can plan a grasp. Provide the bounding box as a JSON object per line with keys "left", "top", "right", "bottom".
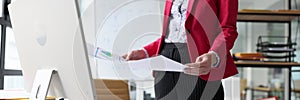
{"left": 233, "top": 52, "right": 265, "bottom": 61}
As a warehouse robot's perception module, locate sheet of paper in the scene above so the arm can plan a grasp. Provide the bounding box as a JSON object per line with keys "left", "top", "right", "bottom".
{"left": 93, "top": 48, "right": 187, "bottom": 72}
{"left": 96, "top": 54, "right": 187, "bottom": 80}
{"left": 126, "top": 55, "right": 188, "bottom": 72}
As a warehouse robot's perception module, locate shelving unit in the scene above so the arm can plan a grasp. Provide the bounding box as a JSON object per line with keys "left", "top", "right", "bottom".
{"left": 235, "top": 61, "right": 300, "bottom": 100}
{"left": 236, "top": 8, "right": 300, "bottom": 100}
{"left": 238, "top": 10, "right": 300, "bottom": 61}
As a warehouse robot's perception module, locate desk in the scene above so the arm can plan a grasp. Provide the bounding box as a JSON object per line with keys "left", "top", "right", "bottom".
{"left": 0, "top": 90, "right": 56, "bottom": 100}
{"left": 235, "top": 61, "right": 300, "bottom": 100}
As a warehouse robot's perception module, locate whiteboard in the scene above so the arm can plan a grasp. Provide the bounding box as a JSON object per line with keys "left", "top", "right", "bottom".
{"left": 95, "top": 0, "right": 164, "bottom": 79}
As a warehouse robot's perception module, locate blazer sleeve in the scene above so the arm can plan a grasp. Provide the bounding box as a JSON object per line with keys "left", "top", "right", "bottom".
{"left": 209, "top": 0, "right": 238, "bottom": 55}
{"left": 143, "top": 37, "right": 162, "bottom": 57}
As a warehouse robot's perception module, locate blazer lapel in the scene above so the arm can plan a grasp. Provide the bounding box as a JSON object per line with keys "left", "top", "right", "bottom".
{"left": 164, "top": 0, "right": 173, "bottom": 17}
{"left": 186, "top": 0, "right": 195, "bottom": 18}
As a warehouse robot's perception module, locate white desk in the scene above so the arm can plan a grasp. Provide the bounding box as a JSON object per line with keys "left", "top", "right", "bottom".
{"left": 0, "top": 90, "right": 29, "bottom": 99}
{"left": 0, "top": 90, "right": 56, "bottom": 100}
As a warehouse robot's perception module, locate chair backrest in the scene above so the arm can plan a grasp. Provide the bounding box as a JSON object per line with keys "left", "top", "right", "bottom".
{"left": 94, "top": 79, "right": 130, "bottom": 100}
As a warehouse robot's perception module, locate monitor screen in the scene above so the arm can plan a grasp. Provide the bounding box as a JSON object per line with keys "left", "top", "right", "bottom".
{"left": 8, "top": 0, "right": 96, "bottom": 99}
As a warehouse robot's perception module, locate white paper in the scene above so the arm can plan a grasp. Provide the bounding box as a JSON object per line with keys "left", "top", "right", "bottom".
{"left": 97, "top": 55, "right": 188, "bottom": 80}
{"left": 126, "top": 55, "right": 187, "bottom": 72}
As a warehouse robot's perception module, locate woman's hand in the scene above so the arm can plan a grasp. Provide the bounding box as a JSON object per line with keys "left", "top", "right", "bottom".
{"left": 184, "top": 52, "right": 217, "bottom": 76}
{"left": 122, "top": 49, "right": 147, "bottom": 60}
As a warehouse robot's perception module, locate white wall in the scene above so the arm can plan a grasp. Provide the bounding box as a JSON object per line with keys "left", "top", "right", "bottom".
{"left": 94, "top": 0, "right": 163, "bottom": 79}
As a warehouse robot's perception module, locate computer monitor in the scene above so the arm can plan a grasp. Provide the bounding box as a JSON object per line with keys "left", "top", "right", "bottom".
{"left": 8, "top": 0, "right": 96, "bottom": 99}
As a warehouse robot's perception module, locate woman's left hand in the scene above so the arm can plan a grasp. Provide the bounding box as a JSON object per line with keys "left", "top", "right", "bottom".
{"left": 184, "top": 52, "right": 217, "bottom": 76}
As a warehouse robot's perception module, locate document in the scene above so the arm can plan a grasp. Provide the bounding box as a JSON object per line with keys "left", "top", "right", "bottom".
{"left": 122, "top": 55, "right": 188, "bottom": 72}
{"left": 94, "top": 49, "right": 188, "bottom": 80}
{"left": 94, "top": 47, "right": 187, "bottom": 72}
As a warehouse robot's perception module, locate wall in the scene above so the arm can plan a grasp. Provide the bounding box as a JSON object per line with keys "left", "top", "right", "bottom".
{"left": 94, "top": 0, "right": 163, "bottom": 79}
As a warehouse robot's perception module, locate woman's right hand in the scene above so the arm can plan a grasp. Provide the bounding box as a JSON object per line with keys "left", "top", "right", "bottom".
{"left": 122, "top": 49, "right": 147, "bottom": 60}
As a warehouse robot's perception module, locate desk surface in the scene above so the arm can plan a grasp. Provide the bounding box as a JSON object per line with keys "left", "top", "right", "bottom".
{"left": 0, "top": 90, "right": 56, "bottom": 100}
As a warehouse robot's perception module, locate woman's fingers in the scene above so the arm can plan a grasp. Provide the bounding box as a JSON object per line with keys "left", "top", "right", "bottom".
{"left": 184, "top": 67, "right": 210, "bottom": 76}
{"left": 126, "top": 51, "right": 134, "bottom": 60}
{"left": 122, "top": 54, "right": 128, "bottom": 59}
{"left": 184, "top": 67, "right": 200, "bottom": 76}
{"left": 123, "top": 50, "right": 147, "bottom": 61}
{"left": 184, "top": 63, "right": 211, "bottom": 76}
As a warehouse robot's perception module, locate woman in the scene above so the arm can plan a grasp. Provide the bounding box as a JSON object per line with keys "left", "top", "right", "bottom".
{"left": 123, "top": 0, "right": 238, "bottom": 99}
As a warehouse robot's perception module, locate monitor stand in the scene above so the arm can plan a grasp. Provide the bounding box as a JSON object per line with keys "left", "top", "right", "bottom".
{"left": 30, "top": 69, "right": 56, "bottom": 100}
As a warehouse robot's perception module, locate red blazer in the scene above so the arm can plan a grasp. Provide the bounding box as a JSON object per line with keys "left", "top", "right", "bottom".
{"left": 144, "top": 0, "right": 238, "bottom": 81}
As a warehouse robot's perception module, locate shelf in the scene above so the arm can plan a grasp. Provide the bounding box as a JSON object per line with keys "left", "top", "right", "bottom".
{"left": 249, "top": 87, "right": 300, "bottom": 93}
{"left": 251, "top": 87, "right": 284, "bottom": 92}
{"left": 235, "top": 61, "right": 300, "bottom": 67}
{"left": 293, "top": 89, "right": 300, "bottom": 93}
{"left": 237, "top": 9, "right": 300, "bottom": 22}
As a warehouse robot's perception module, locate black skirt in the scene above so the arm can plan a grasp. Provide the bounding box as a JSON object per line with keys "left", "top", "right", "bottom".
{"left": 154, "top": 43, "right": 224, "bottom": 100}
